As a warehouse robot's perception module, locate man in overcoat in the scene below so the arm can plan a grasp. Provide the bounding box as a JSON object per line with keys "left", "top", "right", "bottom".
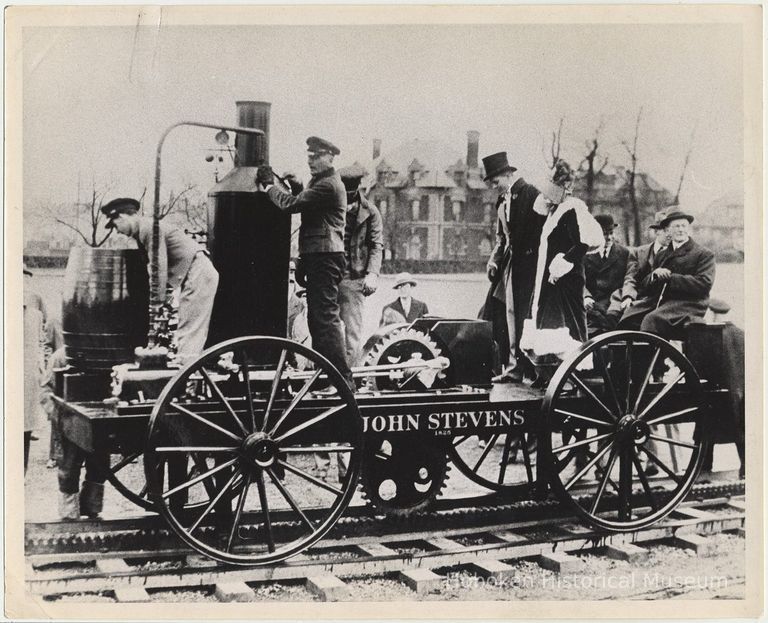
{"left": 258, "top": 136, "right": 353, "bottom": 390}
{"left": 338, "top": 171, "right": 383, "bottom": 367}
{"left": 483, "top": 152, "right": 545, "bottom": 383}
{"left": 583, "top": 214, "right": 636, "bottom": 336}
{"left": 380, "top": 273, "right": 429, "bottom": 324}
{"left": 619, "top": 209, "right": 715, "bottom": 338}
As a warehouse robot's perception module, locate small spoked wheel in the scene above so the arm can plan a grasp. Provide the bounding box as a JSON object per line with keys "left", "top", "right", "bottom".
{"left": 448, "top": 430, "right": 538, "bottom": 494}
{"left": 543, "top": 330, "right": 709, "bottom": 531}
{"left": 144, "top": 336, "right": 362, "bottom": 565}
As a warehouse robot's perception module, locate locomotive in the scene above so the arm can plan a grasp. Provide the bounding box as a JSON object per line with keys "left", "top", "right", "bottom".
{"left": 53, "top": 101, "right": 734, "bottom": 566}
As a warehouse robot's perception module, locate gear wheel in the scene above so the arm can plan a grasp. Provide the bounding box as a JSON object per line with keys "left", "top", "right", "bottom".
{"left": 360, "top": 436, "right": 450, "bottom": 516}
{"left": 362, "top": 328, "right": 445, "bottom": 391}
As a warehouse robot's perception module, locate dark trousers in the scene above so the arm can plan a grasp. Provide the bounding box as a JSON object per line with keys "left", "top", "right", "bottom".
{"left": 58, "top": 434, "right": 109, "bottom": 494}
{"left": 302, "top": 252, "right": 354, "bottom": 387}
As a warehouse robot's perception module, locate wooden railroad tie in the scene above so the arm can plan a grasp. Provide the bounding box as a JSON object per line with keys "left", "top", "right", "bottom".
{"left": 305, "top": 574, "right": 350, "bottom": 602}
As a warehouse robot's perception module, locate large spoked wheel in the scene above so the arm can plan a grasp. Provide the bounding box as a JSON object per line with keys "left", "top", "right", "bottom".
{"left": 448, "top": 429, "right": 538, "bottom": 495}
{"left": 543, "top": 330, "right": 709, "bottom": 531}
{"left": 106, "top": 450, "right": 154, "bottom": 510}
{"left": 144, "top": 336, "right": 363, "bottom": 566}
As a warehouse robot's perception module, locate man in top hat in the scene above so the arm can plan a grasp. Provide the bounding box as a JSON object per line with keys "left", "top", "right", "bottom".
{"left": 101, "top": 197, "right": 219, "bottom": 364}
{"left": 482, "top": 151, "right": 545, "bottom": 383}
{"left": 381, "top": 273, "right": 429, "bottom": 325}
{"left": 337, "top": 169, "right": 383, "bottom": 367}
{"left": 583, "top": 213, "right": 636, "bottom": 336}
{"left": 257, "top": 136, "right": 353, "bottom": 390}
{"left": 619, "top": 208, "right": 715, "bottom": 338}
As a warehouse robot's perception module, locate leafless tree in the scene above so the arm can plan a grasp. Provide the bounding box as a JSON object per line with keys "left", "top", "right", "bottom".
{"left": 541, "top": 117, "right": 565, "bottom": 168}
{"left": 673, "top": 122, "right": 698, "bottom": 205}
{"left": 579, "top": 117, "right": 609, "bottom": 207}
{"left": 45, "top": 181, "right": 114, "bottom": 247}
{"left": 157, "top": 183, "right": 197, "bottom": 220}
{"left": 622, "top": 107, "right": 644, "bottom": 245}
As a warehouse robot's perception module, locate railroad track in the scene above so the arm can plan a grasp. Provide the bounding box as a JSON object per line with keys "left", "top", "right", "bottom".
{"left": 26, "top": 480, "right": 745, "bottom": 602}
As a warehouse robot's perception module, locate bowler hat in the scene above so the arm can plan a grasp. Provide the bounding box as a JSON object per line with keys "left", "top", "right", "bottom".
{"left": 594, "top": 214, "right": 618, "bottom": 233}
{"left": 101, "top": 197, "right": 140, "bottom": 223}
{"left": 708, "top": 298, "right": 730, "bottom": 315}
{"left": 482, "top": 152, "right": 517, "bottom": 181}
{"left": 393, "top": 272, "right": 417, "bottom": 289}
{"left": 659, "top": 209, "right": 694, "bottom": 228}
{"left": 306, "top": 136, "right": 340, "bottom": 156}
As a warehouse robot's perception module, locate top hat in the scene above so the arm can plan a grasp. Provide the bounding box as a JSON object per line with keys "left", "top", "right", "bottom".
{"left": 594, "top": 214, "right": 618, "bottom": 233}
{"left": 659, "top": 209, "right": 694, "bottom": 228}
{"left": 306, "top": 136, "right": 340, "bottom": 156}
{"left": 482, "top": 152, "right": 517, "bottom": 181}
{"left": 393, "top": 272, "right": 417, "bottom": 289}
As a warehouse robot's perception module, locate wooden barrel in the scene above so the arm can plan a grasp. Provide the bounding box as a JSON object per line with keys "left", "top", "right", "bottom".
{"left": 62, "top": 247, "right": 149, "bottom": 370}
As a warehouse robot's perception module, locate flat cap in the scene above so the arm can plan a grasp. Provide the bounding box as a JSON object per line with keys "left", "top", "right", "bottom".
{"left": 101, "top": 197, "right": 140, "bottom": 219}
{"left": 708, "top": 298, "right": 731, "bottom": 314}
{"left": 306, "top": 136, "right": 340, "bottom": 156}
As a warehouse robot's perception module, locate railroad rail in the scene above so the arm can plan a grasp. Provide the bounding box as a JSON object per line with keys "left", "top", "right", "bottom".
{"left": 27, "top": 482, "right": 744, "bottom": 602}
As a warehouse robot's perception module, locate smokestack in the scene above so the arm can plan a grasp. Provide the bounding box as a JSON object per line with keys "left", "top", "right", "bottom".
{"left": 373, "top": 138, "right": 382, "bottom": 160}
{"left": 466, "top": 131, "right": 479, "bottom": 169}
{"left": 234, "top": 101, "right": 271, "bottom": 166}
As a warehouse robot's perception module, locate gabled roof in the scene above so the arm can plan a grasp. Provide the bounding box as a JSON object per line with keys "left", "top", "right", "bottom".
{"left": 415, "top": 170, "right": 457, "bottom": 188}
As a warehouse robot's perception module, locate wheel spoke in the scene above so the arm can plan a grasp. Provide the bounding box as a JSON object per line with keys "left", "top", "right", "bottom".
{"left": 273, "top": 404, "right": 347, "bottom": 444}
{"left": 498, "top": 435, "right": 512, "bottom": 484}
{"left": 226, "top": 471, "right": 252, "bottom": 553}
{"left": 199, "top": 368, "right": 249, "bottom": 436}
{"left": 161, "top": 458, "right": 238, "bottom": 499}
{"left": 624, "top": 339, "right": 633, "bottom": 414}
{"left": 261, "top": 349, "right": 289, "bottom": 433}
{"left": 636, "top": 372, "right": 686, "bottom": 420}
{"left": 646, "top": 406, "right": 698, "bottom": 426}
{"left": 267, "top": 369, "right": 323, "bottom": 436}
{"left": 192, "top": 453, "right": 218, "bottom": 500}
{"left": 452, "top": 435, "right": 471, "bottom": 448}
{"left": 594, "top": 346, "right": 622, "bottom": 417}
{"left": 240, "top": 350, "right": 257, "bottom": 433}
{"left": 154, "top": 446, "right": 238, "bottom": 453}
{"left": 266, "top": 468, "right": 316, "bottom": 531}
{"left": 111, "top": 451, "right": 141, "bottom": 474}
{"left": 282, "top": 444, "right": 353, "bottom": 453}
{"left": 639, "top": 446, "right": 683, "bottom": 483}
{"left": 563, "top": 439, "right": 613, "bottom": 490}
{"left": 632, "top": 346, "right": 661, "bottom": 414}
{"left": 169, "top": 403, "right": 243, "bottom": 443}
{"left": 472, "top": 434, "right": 499, "bottom": 473}
{"left": 254, "top": 470, "right": 275, "bottom": 553}
{"left": 569, "top": 371, "right": 617, "bottom": 420}
{"left": 554, "top": 408, "right": 612, "bottom": 428}
{"left": 648, "top": 433, "right": 696, "bottom": 450}
{"left": 520, "top": 433, "right": 534, "bottom": 484}
{"left": 188, "top": 469, "right": 240, "bottom": 535}
{"left": 278, "top": 459, "right": 343, "bottom": 496}
{"left": 552, "top": 432, "right": 613, "bottom": 454}
{"left": 618, "top": 448, "right": 633, "bottom": 520}
{"left": 590, "top": 445, "right": 618, "bottom": 515}
{"left": 138, "top": 482, "right": 149, "bottom": 499}
{"left": 632, "top": 453, "right": 658, "bottom": 511}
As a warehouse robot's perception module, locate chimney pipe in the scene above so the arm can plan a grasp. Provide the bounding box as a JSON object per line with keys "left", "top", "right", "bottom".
{"left": 466, "top": 131, "right": 480, "bottom": 169}
{"left": 235, "top": 101, "right": 271, "bottom": 166}
{"left": 372, "top": 138, "right": 382, "bottom": 160}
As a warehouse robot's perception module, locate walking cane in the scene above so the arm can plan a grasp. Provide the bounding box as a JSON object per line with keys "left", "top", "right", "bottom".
{"left": 654, "top": 281, "right": 680, "bottom": 471}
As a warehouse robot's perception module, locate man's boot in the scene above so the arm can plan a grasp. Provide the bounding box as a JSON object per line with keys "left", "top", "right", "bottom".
{"left": 80, "top": 481, "right": 104, "bottom": 519}
{"left": 58, "top": 492, "right": 80, "bottom": 520}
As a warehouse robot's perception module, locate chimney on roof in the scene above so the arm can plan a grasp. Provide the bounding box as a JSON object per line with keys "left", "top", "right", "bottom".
{"left": 373, "top": 139, "right": 382, "bottom": 160}
{"left": 466, "top": 131, "right": 479, "bottom": 169}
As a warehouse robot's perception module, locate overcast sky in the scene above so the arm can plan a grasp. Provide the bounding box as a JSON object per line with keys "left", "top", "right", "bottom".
{"left": 22, "top": 20, "right": 743, "bottom": 215}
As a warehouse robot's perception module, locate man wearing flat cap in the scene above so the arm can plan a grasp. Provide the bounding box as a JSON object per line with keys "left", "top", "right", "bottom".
{"left": 257, "top": 136, "right": 353, "bottom": 390}
{"left": 101, "top": 197, "right": 219, "bottom": 364}
{"left": 482, "top": 151, "right": 545, "bottom": 383}
{"left": 619, "top": 208, "right": 715, "bottom": 338}
{"left": 337, "top": 170, "right": 383, "bottom": 367}
{"left": 583, "top": 213, "right": 636, "bottom": 336}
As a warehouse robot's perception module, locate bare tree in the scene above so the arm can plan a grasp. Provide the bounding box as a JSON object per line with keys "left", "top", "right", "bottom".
{"left": 540, "top": 117, "right": 565, "bottom": 168}
{"left": 621, "top": 107, "right": 644, "bottom": 245}
{"left": 673, "top": 122, "right": 698, "bottom": 204}
{"left": 158, "top": 183, "right": 197, "bottom": 220}
{"left": 45, "top": 182, "right": 114, "bottom": 247}
{"left": 579, "top": 117, "right": 609, "bottom": 207}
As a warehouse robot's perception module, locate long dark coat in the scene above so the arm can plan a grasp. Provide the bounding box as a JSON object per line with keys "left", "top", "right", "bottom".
{"left": 521, "top": 197, "right": 603, "bottom": 362}
{"left": 619, "top": 238, "right": 715, "bottom": 338}
{"left": 487, "top": 178, "right": 545, "bottom": 350}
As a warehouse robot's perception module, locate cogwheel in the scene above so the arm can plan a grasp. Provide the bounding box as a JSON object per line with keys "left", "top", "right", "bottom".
{"left": 362, "top": 328, "right": 446, "bottom": 391}
{"left": 360, "top": 436, "right": 450, "bottom": 517}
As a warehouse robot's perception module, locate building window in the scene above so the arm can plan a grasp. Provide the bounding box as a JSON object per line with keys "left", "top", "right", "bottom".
{"left": 411, "top": 199, "right": 420, "bottom": 221}
{"left": 419, "top": 195, "right": 430, "bottom": 221}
